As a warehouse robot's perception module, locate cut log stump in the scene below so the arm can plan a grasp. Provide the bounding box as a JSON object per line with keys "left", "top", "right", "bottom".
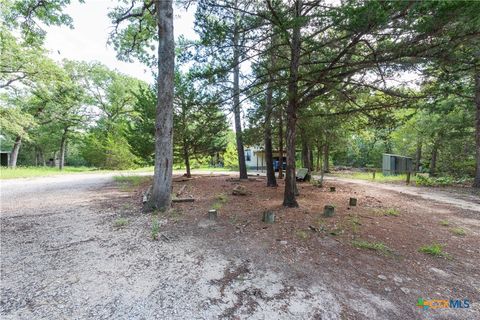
{"left": 323, "top": 205, "right": 335, "bottom": 217}
{"left": 329, "top": 187, "right": 336, "bottom": 192}
{"left": 262, "top": 211, "right": 275, "bottom": 223}
{"left": 208, "top": 209, "right": 217, "bottom": 220}
{"left": 349, "top": 197, "right": 357, "bottom": 206}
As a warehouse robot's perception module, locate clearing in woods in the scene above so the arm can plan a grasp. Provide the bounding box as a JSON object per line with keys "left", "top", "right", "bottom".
{"left": 0, "top": 172, "right": 479, "bottom": 319}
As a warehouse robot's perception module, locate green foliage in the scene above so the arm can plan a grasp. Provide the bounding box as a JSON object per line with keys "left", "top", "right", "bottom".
{"left": 352, "top": 240, "right": 393, "bottom": 255}
{"left": 82, "top": 132, "right": 138, "bottom": 170}
{"left": 415, "top": 175, "right": 472, "bottom": 187}
{"left": 418, "top": 244, "right": 447, "bottom": 257}
{"left": 439, "top": 220, "right": 450, "bottom": 227}
{"left": 223, "top": 140, "right": 238, "bottom": 170}
{"left": 384, "top": 208, "right": 400, "bottom": 217}
{"left": 151, "top": 218, "right": 160, "bottom": 240}
{"left": 450, "top": 227, "right": 466, "bottom": 236}
{"left": 113, "top": 218, "right": 129, "bottom": 228}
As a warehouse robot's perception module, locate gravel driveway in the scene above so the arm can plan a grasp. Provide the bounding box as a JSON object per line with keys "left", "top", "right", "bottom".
{"left": 0, "top": 174, "right": 342, "bottom": 319}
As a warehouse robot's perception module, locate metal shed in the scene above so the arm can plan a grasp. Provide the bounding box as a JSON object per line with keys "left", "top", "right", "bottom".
{"left": 382, "top": 154, "right": 413, "bottom": 175}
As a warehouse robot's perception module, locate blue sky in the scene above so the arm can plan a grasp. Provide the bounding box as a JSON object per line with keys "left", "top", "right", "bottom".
{"left": 44, "top": 0, "right": 197, "bottom": 84}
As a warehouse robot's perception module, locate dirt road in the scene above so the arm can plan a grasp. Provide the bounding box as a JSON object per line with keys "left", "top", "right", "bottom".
{"left": 323, "top": 176, "right": 480, "bottom": 213}
{"left": 1, "top": 173, "right": 478, "bottom": 319}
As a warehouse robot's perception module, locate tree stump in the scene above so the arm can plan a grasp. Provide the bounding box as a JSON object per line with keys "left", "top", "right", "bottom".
{"left": 329, "top": 186, "right": 336, "bottom": 192}
{"left": 349, "top": 197, "right": 357, "bottom": 206}
{"left": 323, "top": 205, "right": 335, "bottom": 217}
{"left": 208, "top": 209, "right": 217, "bottom": 220}
{"left": 262, "top": 211, "right": 275, "bottom": 223}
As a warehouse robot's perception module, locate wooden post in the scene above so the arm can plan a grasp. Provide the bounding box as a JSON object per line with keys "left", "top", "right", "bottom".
{"left": 372, "top": 171, "right": 376, "bottom": 180}
{"left": 262, "top": 211, "right": 275, "bottom": 223}
{"left": 349, "top": 198, "right": 357, "bottom": 206}
{"left": 323, "top": 205, "right": 335, "bottom": 217}
{"left": 406, "top": 172, "right": 411, "bottom": 185}
{"left": 208, "top": 209, "right": 217, "bottom": 220}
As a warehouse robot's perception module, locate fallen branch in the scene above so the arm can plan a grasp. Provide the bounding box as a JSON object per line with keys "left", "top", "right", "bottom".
{"left": 172, "top": 198, "right": 195, "bottom": 203}
{"left": 176, "top": 185, "right": 187, "bottom": 197}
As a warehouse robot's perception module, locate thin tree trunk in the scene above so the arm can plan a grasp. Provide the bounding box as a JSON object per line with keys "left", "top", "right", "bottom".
{"left": 264, "top": 74, "right": 277, "bottom": 186}
{"left": 316, "top": 144, "right": 321, "bottom": 172}
{"left": 40, "top": 149, "right": 45, "bottom": 166}
{"left": 323, "top": 144, "right": 330, "bottom": 173}
{"left": 59, "top": 127, "right": 68, "bottom": 171}
{"left": 309, "top": 148, "right": 314, "bottom": 172}
{"left": 233, "top": 18, "right": 248, "bottom": 179}
{"left": 183, "top": 141, "right": 191, "bottom": 178}
{"left": 278, "top": 110, "right": 284, "bottom": 179}
{"left": 149, "top": 0, "right": 174, "bottom": 211}
{"left": 9, "top": 136, "right": 22, "bottom": 168}
{"left": 283, "top": 0, "right": 302, "bottom": 207}
{"left": 429, "top": 142, "right": 438, "bottom": 177}
{"left": 474, "top": 71, "right": 480, "bottom": 187}
{"left": 415, "top": 140, "right": 422, "bottom": 172}
{"left": 35, "top": 147, "right": 39, "bottom": 167}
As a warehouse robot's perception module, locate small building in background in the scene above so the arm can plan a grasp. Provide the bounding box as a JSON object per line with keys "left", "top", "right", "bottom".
{"left": 382, "top": 154, "right": 413, "bottom": 175}
{"left": 245, "top": 145, "right": 286, "bottom": 171}
{"left": 1, "top": 151, "right": 11, "bottom": 167}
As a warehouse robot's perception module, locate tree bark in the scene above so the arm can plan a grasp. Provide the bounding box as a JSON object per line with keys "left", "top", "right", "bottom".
{"left": 264, "top": 71, "right": 277, "bottom": 187}
{"left": 9, "top": 136, "right": 22, "bottom": 168}
{"left": 316, "top": 144, "right": 321, "bottom": 172}
{"left": 149, "top": 0, "right": 174, "bottom": 211}
{"left": 233, "top": 19, "right": 248, "bottom": 179}
{"left": 283, "top": 0, "right": 302, "bottom": 208}
{"left": 183, "top": 140, "right": 191, "bottom": 178}
{"left": 429, "top": 142, "right": 438, "bottom": 177}
{"left": 415, "top": 140, "right": 422, "bottom": 172}
{"left": 474, "top": 71, "right": 480, "bottom": 187}
{"left": 323, "top": 144, "right": 330, "bottom": 173}
{"left": 59, "top": 127, "right": 68, "bottom": 171}
{"left": 278, "top": 109, "right": 284, "bottom": 179}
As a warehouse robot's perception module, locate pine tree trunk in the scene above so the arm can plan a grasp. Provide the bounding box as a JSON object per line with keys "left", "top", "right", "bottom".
{"left": 59, "top": 127, "right": 68, "bottom": 171}
{"left": 474, "top": 71, "right": 480, "bottom": 187}
{"left": 150, "top": 0, "right": 174, "bottom": 211}
{"left": 278, "top": 110, "right": 284, "bottom": 179}
{"left": 183, "top": 142, "right": 191, "bottom": 178}
{"left": 233, "top": 22, "right": 248, "bottom": 179}
{"left": 283, "top": 0, "right": 302, "bottom": 208}
{"left": 316, "top": 144, "right": 321, "bottom": 172}
{"left": 415, "top": 140, "right": 422, "bottom": 172}
{"left": 323, "top": 144, "right": 330, "bottom": 173}
{"left": 429, "top": 142, "right": 438, "bottom": 177}
{"left": 9, "top": 136, "right": 22, "bottom": 168}
{"left": 264, "top": 72, "right": 277, "bottom": 187}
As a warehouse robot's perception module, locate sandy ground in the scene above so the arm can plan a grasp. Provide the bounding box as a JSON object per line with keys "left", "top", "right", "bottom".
{"left": 1, "top": 172, "right": 479, "bottom": 319}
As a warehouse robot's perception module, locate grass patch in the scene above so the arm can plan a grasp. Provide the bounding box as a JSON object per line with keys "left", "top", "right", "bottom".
{"left": 212, "top": 193, "right": 228, "bottom": 210}
{"left": 419, "top": 244, "right": 447, "bottom": 257}
{"left": 295, "top": 230, "right": 310, "bottom": 240}
{"left": 384, "top": 208, "right": 400, "bottom": 216}
{"left": 335, "top": 172, "right": 407, "bottom": 183}
{"left": 169, "top": 208, "right": 183, "bottom": 222}
{"left": 113, "top": 218, "right": 129, "bottom": 228}
{"left": 0, "top": 166, "right": 100, "bottom": 179}
{"left": 114, "top": 175, "right": 151, "bottom": 191}
{"left": 352, "top": 240, "right": 393, "bottom": 255}
{"left": 450, "top": 227, "right": 466, "bottom": 236}
{"left": 439, "top": 220, "right": 450, "bottom": 227}
{"left": 151, "top": 218, "right": 160, "bottom": 240}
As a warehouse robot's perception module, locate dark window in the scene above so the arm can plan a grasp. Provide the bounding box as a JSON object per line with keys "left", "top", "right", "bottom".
{"left": 245, "top": 150, "right": 251, "bottom": 161}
